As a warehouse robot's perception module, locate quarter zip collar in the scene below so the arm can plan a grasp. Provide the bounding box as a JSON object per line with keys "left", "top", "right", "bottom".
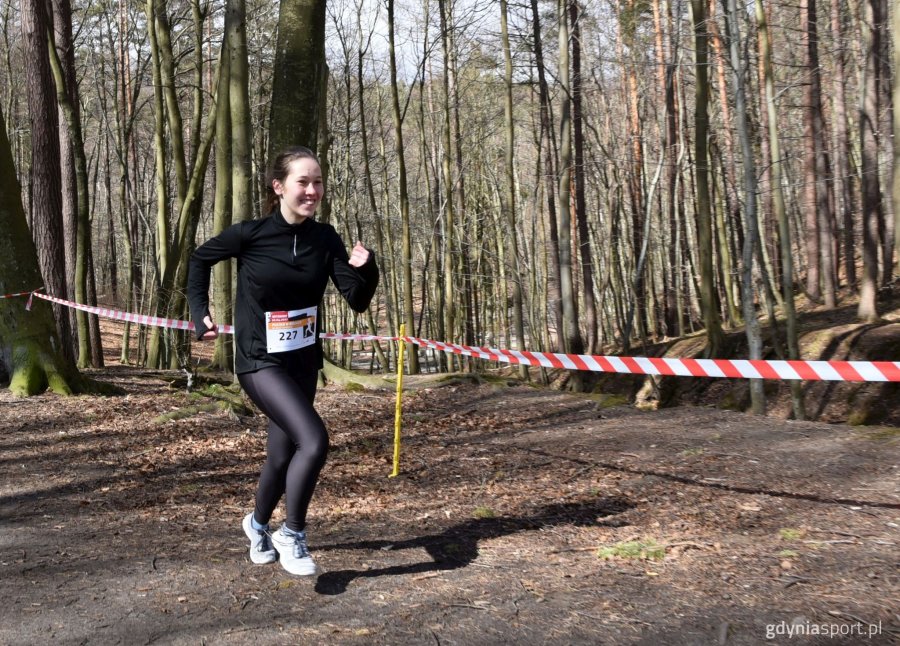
{"left": 271, "top": 208, "right": 314, "bottom": 232}
{"left": 272, "top": 209, "right": 313, "bottom": 262}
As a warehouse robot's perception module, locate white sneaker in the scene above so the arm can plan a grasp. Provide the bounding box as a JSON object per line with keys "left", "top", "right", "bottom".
{"left": 271, "top": 527, "right": 318, "bottom": 576}
{"left": 242, "top": 513, "right": 277, "bottom": 564}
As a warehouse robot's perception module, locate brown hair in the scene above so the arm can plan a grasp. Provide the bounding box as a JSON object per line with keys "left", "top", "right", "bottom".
{"left": 263, "top": 146, "right": 320, "bottom": 214}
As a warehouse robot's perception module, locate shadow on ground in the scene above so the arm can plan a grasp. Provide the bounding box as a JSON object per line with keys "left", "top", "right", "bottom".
{"left": 314, "top": 497, "right": 633, "bottom": 595}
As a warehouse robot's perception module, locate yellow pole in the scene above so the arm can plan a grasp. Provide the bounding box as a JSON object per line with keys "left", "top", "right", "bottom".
{"left": 389, "top": 324, "right": 406, "bottom": 477}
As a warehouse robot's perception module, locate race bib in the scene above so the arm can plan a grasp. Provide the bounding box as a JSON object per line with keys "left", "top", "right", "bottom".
{"left": 265, "top": 306, "right": 317, "bottom": 353}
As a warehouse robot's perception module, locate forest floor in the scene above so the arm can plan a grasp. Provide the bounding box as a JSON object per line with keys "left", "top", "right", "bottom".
{"left": 1, "top": 303, "right": 900, "bottom": 645}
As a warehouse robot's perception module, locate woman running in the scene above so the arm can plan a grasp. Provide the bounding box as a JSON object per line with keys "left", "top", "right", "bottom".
{"left": 187, "top": 146, "right": 379, "bottom": 575}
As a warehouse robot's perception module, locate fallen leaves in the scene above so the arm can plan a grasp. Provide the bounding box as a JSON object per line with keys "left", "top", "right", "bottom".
{"left": 3, "top": 357, "right": 899, "bottom": 643}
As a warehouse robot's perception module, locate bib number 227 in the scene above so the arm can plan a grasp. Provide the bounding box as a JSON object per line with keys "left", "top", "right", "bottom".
{"left": 265, "top": 306, "right": 317, "bottom": 353}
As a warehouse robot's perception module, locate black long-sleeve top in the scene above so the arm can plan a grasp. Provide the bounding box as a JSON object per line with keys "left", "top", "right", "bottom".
{"left": 187, "top": 210, "right": 379, "bottom": 375}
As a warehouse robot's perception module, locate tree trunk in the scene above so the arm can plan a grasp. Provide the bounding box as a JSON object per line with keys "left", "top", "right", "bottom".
{"left": 211, "top": 51, "right": 234, "bottom": 372}
{"left": 724, "top": 0, "right": 764, "bottom": 414}
{"left": 153, "top": 0, "right": 187, "bottom": 213}
{"left": 892, "top": 0, "right": 900, "bottom": 278}
{"left": 620, "top": 1, "right": 646, "bottom": 347}
{"left": 831, "top": 0, "right": 857, "bottom": 288}
{"left": 169, "top": 72, "right": 221, "bottom": 370}
{"left": 145, "top": 0, "right": 170, "bottom": 367}
{"left": 0, "top": 105, "right": 83, "bottom": 395}
{"left": 388, "top": 0, "right": 418, "bottom": 374}
{"left": 144, "top": 0, "right": 218, "bottom": 369}
{"left": 755, "top": 0, "right": 805, "bottom": 419}
{"left": 878, "top": 0, "right": 892, "bottom": 284}
{"left": 710, "top": 147, "right": 741, "bottom": 326}
{"left": 708, "top": 0, "right": 741, "bottom": 298}
{"left": 530, "top": 0, "right": 563, "bottom": 349}
{"left": 858, "top": 0, "right": 882, "bottom": 322}
{"left": 47, "top": 18, "right": 101, "bottom": 369}
{"left": 20, "top": 0, "right": 74, "bottom": 363}
{"left": 801, "top": 0, "right": 836, "bottom": 307}
{"left": 228, "top": 0, "right": 253, "bottom": 219}
{"left": 438, "top": 0, "right": 457, "bottom": 369}
{"left": 213, "top": 0, "right": 252, "bottom": 372}
{"left": 360, "top": 12, "right": 389, "bottom": 371}
{"left": 449, "top": 17, "right": 474, "bottom": 363}
{"left": 690, "top": 0, "right": 724, "bottom": 356}
{"left": 569, "top": 0, "right": 596, "bottom": 356}
{"left": 189, "top": 0, "right": 204, "bottom": 169}
{"left": 267, "top": 0, "right": 326, "bottom": 156}
{"left": 557, "top": 0, "right": 583, "bottom": 391}
{"left": 112, "top": 0, "right": 136, "bottom": 364}
{"left": 52, "top": 0, "right": 77, "bottom": 342}
{"left": 653, "top": 0, "right": 681, "bottom": 338}
{"left": 500, "top": 0, "right": 528, "bottom": 377}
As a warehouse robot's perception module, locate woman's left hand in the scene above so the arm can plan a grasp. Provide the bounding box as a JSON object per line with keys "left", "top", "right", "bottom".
{"left": 348, "top": 242, "right": 371, "bottom": 268}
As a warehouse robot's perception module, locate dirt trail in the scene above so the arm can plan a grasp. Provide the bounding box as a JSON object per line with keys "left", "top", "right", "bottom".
{"left": 1, "top": 369, "right": 898, "bottom": 645}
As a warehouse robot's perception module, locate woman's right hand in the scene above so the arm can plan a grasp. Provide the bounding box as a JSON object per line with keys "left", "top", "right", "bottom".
{"left": 200, "top": 315, "right": 218, "bottom": 340}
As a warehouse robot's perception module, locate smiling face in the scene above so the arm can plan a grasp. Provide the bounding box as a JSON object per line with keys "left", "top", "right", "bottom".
{"left": 272, "top": 157, "right": 324, "bottom": 224}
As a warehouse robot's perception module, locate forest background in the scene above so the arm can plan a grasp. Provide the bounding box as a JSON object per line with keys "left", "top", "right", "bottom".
{"left": 0, "top": 0, "right": 898, "bottom": 419}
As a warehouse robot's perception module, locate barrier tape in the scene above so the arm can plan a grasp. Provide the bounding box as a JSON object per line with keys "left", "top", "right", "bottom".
{"left": 400, "top": 336, "right": 900, "bottom": 383}
{"left": 21, "top": 291, "right": 900, "bottom": 382}
{"left": 0, "top": 287, "right": 42, "bottom": 300}
{"left": 31, "top": 292, "right": 236, "bottom": 335}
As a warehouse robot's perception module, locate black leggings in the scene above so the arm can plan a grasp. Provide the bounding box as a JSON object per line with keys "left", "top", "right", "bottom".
{"left": 238, "top": 367, "right": 327, "bottom": 532}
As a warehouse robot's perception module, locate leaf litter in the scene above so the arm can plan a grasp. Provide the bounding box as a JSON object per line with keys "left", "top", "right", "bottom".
{"left": 0, "top": 335, "right": 898, "bottom": 644}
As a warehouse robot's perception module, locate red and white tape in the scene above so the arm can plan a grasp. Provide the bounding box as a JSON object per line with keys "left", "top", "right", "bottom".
{"left": 400, "top": 336, "right": 900, "bottom": 383}
{"left": 31, "top": 292, "right": 235, "bottom": 335}
{"left": 21, "top": 292, "right": 900, "bottom": 382}
{"left": 0, "top": 287, "right": 42, "bottom": 300}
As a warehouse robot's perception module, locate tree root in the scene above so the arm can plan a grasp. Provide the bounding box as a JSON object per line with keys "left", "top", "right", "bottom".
{"left": 6, "top": 341, "right": 123, "bottom": 397}
{"left": 153, "top": 383, "right": 253, "bottom": 425}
